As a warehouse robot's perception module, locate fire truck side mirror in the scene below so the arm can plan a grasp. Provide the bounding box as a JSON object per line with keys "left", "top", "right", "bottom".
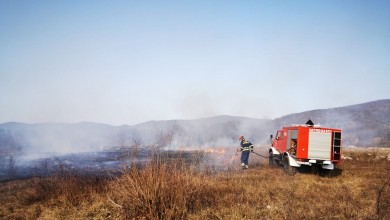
{"left": 270, "top": 135, "right": 273, "bottom": 140}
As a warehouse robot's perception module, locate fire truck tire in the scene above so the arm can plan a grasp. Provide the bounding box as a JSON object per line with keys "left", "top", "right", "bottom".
{"left": 323, "top": 169, "right": 332, "bottom": 178}
{"left": 283, "top": 156, "right": 297, "bottom": 175}
{"left": 320, "top": 169, "right": 335, "bottom": 178}
{"left": 269, "top": 152, "right": 277, "bottom": 167}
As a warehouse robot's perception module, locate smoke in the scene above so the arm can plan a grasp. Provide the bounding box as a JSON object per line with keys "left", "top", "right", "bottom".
{"left": 0, "top": 117, "right": 273, "bottom": 180}
{"left": 1, "top": 99, "right": 388, "bottom": 180}
{"left": 158, "top": 116, "right": 272, "bottom": 150}
{"left": 17, "top": 123, "right": 118, "bottom": 154}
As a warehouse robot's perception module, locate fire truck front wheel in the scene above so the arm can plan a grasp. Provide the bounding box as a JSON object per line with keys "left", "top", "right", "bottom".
{"left": 283, "top": 156, "right": 297, "bottom": 176}
{"left": 269, "top": 151, "right": 278, "bottom": 167}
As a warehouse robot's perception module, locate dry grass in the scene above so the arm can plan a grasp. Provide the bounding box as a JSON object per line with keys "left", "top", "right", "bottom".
{"left": 1, "top": 148, "right": 389, "bottom": 219}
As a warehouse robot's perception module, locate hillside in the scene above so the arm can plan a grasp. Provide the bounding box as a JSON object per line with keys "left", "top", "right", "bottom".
{"left": 0, "top": 99, "right": 389, "bottom": 154}
{"left": 274, "top": 99, "right": 390, "bottom": 147}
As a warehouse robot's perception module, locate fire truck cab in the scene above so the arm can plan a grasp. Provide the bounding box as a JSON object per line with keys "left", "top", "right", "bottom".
{"left": 269, "top": 121, "right": 342, "bottom": 175}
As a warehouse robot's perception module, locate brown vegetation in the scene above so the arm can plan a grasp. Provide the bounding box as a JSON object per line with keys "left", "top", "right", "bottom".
{"left": 1, "top": 148, "right": 389, "bottom": 219}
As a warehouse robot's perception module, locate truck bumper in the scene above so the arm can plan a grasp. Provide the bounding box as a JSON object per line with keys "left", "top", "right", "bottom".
{"left": 321, "top": 162, "right": 334, "bottom": 170}
{"left": 296, "top": 159, "right": 335, "bottom": 170}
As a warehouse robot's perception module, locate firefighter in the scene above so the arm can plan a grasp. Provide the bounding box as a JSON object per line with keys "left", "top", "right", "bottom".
{"left": 238, "top": 135, "right": 254, "bottom": 169}
{"left": 291, "top": 139, "right": 297, "bottom": 155}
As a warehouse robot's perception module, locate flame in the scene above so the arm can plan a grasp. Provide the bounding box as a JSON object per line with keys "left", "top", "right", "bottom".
{"left": 203, "top": 148, "right": 227, "bottom": 154}
{"left": 176, "top": 146, "right": 228, "bottom": 155}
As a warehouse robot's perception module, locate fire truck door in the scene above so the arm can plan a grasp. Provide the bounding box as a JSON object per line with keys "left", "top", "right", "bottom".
{"left": 287, "top": 130, "right": 298, "bottom": 148}
{"left": 274, "top": 130, "right": 286, "bottom": 151}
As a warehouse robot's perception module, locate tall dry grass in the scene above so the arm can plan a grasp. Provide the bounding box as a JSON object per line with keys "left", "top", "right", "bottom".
{"left": 0, "top": 148, "right": 389, "bottom": 219}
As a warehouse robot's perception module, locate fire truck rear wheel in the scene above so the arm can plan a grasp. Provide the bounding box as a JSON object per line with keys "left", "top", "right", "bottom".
{"left": 283, "top": 156, "right": 297, "bottom": 176}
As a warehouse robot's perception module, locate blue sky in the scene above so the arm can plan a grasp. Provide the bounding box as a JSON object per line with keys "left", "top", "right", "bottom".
{"left": 1, "top": 0, "right": 389, "bottom": 125}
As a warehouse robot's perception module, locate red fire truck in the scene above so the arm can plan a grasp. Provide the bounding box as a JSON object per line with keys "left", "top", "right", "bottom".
{"left": 269, "top": 120, "right": 342, "bottom": 175}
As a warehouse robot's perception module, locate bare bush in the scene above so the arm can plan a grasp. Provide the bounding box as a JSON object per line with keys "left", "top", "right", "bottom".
{"left": 7, "top": 155, "right": 16, "bottom": 179}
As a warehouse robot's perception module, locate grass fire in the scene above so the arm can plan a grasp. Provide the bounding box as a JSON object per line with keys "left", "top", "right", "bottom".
{"left": 1, "top": 146, "right": 390, "bottom": 219}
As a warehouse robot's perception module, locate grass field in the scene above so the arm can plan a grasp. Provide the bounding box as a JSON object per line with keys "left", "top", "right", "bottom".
{"left": 1, "top": 148, "right": 389, "bottom": 219}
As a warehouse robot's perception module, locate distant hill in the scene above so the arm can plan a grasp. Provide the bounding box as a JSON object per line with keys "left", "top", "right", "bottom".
{"left": 273, "top": 99, "right": 390, "bottom": 147}
{"left": 127, "top": 115, "right": 273, "bottom": 147}
{"left": 0, "top": 99, "right": 389, "bottom": 154}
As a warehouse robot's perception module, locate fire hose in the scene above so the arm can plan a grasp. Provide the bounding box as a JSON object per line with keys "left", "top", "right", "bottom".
{"left": 235, "top": 149, "right": 269, "bottom": 158}
{"left": 251, "top": 151, "right": 270, "bottom": 158}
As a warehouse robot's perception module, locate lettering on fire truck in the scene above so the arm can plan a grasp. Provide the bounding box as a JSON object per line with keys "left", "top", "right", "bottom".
{"left": 309, "top": 128, "right": 332, "bottom": 133}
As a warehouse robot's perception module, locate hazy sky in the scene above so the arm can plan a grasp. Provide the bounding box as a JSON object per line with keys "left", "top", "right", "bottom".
{"left": 1, "top": 0, "right": 389, "bottom": 125}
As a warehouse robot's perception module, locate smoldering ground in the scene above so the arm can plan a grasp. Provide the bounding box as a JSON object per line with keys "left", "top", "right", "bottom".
{"left": 0, "top": 144, "right": 270, "bottom": 181}
{"left": 0, "top": 117, "right": 273, "bottom": 180}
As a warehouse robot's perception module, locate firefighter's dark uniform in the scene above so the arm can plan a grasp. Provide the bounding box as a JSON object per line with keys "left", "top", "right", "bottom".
{"left": 240, "top": 138, "right": 253, "bottom": 169}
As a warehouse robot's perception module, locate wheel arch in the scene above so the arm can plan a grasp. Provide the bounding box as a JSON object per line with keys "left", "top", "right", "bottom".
{"left": 283, "top": 152, "right": 300, "bottom": 168}
{"left": 269, "top": 147, "right": 280, "bottom": 155}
